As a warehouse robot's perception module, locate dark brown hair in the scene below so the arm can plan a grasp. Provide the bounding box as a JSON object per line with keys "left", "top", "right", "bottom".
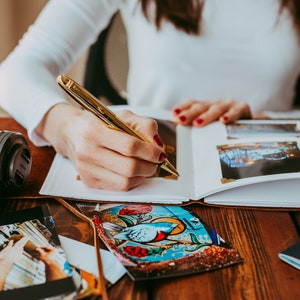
{"left": 281, "top": 0, "right": 300, "bottom": 35}
{"left": 140, "top": 0, "right": 300, "bottom": 36}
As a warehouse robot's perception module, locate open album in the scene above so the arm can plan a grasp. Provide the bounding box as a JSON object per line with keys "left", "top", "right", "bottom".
{"left": 40, "top": 106, "right": 300, "bottom": 208}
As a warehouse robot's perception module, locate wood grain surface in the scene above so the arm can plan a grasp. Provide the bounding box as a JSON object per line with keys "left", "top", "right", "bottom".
{"left": 1, "top": 118, "right": 299, "bottom": 300}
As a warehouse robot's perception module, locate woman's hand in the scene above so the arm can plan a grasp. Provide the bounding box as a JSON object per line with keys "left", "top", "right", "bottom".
{"left": 0, "top": 236, "right": 29, "bottom": 263}
{"left": 36, "top": 103, "right": 167, "bottom": 191}
{"left": 0, "top": 236, "right": 29, "bottom": 290}
{"left": 173, "top": 99, "right": 252, "bottom": 126}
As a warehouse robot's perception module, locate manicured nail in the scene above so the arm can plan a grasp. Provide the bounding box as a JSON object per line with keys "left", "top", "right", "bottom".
{"left": 222, "top": 116, "right": 228, "bottom": 122}
{"left": 195, "top": 118, "right": 203, "bottom": 124}
{"left": 159, "top": 153, "right": 167, "bottom": 162}
{"left": 179, "top": 115, "right": 186, "bottom": 122}
{"left": 153, "top": 135, "right": 163, "bottom": 147}
{"left": 174, "top": 108, "right": 181, "bottom": 114}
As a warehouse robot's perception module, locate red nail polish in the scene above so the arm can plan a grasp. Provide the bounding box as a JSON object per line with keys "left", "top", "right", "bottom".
{"left": 153, "top": 135, "right": 163, "bottom": 147}
{"left": 196, "top": 118, "right": 203, "bottom": 124}
{"left": 222, "top": 116, "right": 228, "bottom": 121}
{"left": 174, "top": 108, "right": 181, "bottom": 114}
{"left": 179, "top": 115, "right": 186, "bottom": 122}
{"left": 159, "top": 153, "right": 167, "bottom": 162}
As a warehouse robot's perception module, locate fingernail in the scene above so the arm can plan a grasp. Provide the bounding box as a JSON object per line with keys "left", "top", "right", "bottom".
{"left": 222, "top": 116, "right": 228, "bottom": 122}
{"left": 179, "top": 115, "right": 186, "bottom": 122}
{"left": 195, "top": 118, "right": 203, "bottom": 124}
{"left": 153, "top": 135, "right": 163, "bottom": 147}
{"left": 174, "top": 108, "right": 181, "bottom": 114}
{"left": 159, "top": 153, "right": 167, "bottom": 162}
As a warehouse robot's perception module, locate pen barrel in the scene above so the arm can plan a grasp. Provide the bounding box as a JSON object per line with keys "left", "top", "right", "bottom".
{"left": 57, "top": 74, "right": 179, "bottom": 177}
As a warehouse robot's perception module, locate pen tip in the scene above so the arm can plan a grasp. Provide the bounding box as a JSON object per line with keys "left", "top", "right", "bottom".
{"left": 160, "top": 161, "right": 179, "bottom": 177}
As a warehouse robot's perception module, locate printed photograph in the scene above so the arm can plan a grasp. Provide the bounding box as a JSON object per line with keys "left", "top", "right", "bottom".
{"left": 77, "top": 204, "right": 242, "bottom": 281}
{"left": 0, "top": 206, "right": 76, "bottom": 299}
{"left": 217, "top": 141, "right": 300, "bottom": 182}
{"left": 226, "top": 122, "right": 300, "bottom": 139}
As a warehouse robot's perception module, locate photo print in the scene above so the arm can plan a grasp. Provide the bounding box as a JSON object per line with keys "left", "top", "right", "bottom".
{"left": 77, "top": 203, "right": 242, "bottom": 281}
{"left": 226, "top": 122, "right": 300, "bottom": 139}
{"left": 217, "top": 141, "right": 300, "bottom": 182}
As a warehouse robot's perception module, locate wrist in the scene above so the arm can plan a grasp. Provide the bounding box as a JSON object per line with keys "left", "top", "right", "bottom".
{"left": 36, "top": 103, "right": 83, "bottom": 156}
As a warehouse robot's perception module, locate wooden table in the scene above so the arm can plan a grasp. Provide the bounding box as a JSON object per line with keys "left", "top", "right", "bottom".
{"left": 1, "top": 118, "right": 300, "bottom": 300}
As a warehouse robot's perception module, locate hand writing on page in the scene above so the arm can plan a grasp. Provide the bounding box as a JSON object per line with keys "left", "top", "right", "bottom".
{"left": 36, "top": 103, "right": 166, "bottom": 192}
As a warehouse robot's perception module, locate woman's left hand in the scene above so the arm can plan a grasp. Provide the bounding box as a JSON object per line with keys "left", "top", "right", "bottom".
{"left": 172, "top": 99, "right": 252, "bottom": 126}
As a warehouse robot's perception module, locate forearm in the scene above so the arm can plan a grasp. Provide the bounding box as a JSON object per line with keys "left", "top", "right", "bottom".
{"left": 0, "top": 0, "right": 115, "bottom": 146}
{"left": 0, "top": 259, "right": 14, "bottom": 290}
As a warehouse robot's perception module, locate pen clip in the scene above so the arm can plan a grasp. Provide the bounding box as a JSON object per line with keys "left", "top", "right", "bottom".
{"left": 57, "top": 75, "right": 113, "bottom": 127}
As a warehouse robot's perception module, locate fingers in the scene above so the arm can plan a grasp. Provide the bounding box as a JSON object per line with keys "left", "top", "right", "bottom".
{"left": 115, "top": 109, "right": 166, "bottom": 149}
{"left": 73, "top": 112, "right": 167, "bottom": 191}
{"left": 173, "top": 100, "right": 210, "bottom": 125}
{"left": 173, "top": 99, "right": 200, "bottom": 116}
{"left": 53, "top": 107, "right": 168, "bottom": 191}
{"left": 78, "top": 163, "right": 148, "bottom": 191}
{"left": 116, "top": 110, "right": 159, "bottom": 143}
{"left": 219, "top": 101, "right": 252, "bottom": 124}
{"left": 0, "top": 236, "right": 29, "bottom": 261}
{"left": 75, "top": 145, "right": 159, "bottom": 191}
{"left": 75, "top": 111, "right": 166, "bottom": 166}
{"left": 173, "top": 99, "right": 252, "bottom": 127}
{"left": 192, "top": 100, "right": 235, "bottom": 126}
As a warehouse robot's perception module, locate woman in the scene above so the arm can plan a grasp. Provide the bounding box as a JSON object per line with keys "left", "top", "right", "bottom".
{"left": 0, "top": 0, "right": 299, "bottom": 191}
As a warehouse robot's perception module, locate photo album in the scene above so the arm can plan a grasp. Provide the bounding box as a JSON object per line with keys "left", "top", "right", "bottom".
{"left": 76, "top": 203, "right": 243, "bottom": 280}
{"left": 40, "top": 106, "right": 300, "bottom": 208}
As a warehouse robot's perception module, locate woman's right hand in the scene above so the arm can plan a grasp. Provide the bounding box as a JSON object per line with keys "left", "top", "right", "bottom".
{"left": 36, "top": 103, "right": 167, "bottom": 191}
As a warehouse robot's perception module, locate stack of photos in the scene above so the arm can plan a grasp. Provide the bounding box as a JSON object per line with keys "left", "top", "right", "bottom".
{"left": 0, "top": 205, "right": 99, "bottom": 300}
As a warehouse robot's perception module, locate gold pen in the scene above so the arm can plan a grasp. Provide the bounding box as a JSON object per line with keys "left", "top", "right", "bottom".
{"left": 56, "top": 74, "right": 179, "bottom": 177}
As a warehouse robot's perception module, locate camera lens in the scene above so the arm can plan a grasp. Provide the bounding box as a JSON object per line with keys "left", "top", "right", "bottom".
{"left": 0, "top": 131, "right": 32, "bottom": 193}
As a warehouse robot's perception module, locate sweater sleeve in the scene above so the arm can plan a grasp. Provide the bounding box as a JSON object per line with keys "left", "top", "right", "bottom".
{"left": 0, "top": 0, "right": 121, "bottom": 146}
